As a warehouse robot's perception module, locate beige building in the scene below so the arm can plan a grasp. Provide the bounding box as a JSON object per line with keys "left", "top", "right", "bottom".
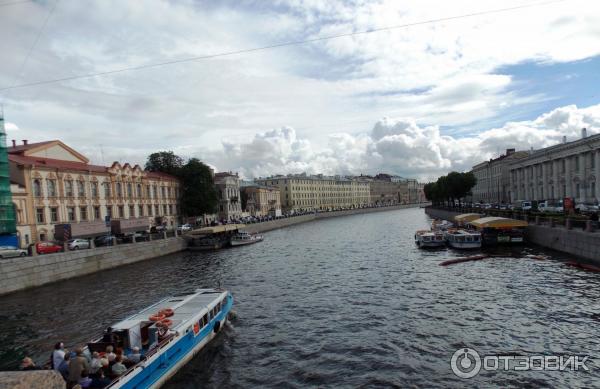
{"left": 509, "top": 129, "right": 600, "bottom": 204}
{"left": 214, "top": 172, "right": 242, "bottom": 221}
{"left": 256, "top": 174, "right": 370, "bottom": 211}
{"left": 242, "top": 185, "right": 282, "bottom": 217}
{"left": 471, "top": 148, "right": 529, "bottom": 203}
{"left": 8, "top": 140, "right": 180, "bottom": 247}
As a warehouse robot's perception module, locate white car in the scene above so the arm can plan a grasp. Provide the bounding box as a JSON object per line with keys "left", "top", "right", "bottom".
{"left": 576, "top": 203, "right": 599, "bottom": 213}
{"left": 0, "top": 246, "right": 28, "bottom": 259}
{"left": 68, "top": 238, "right": 90, "bottom": 250}
{"left": 177, "top": 224, "right": 193, "bottom": 232}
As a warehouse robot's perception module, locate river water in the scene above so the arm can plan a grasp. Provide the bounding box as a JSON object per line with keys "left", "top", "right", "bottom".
{"left": 1, "top": 208, "right": 599, "bottom": 388}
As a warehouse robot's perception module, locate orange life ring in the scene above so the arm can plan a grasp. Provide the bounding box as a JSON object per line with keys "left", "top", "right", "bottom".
{"left": 149, "top": 313, "right": 166, "bottom": 322}
{"left": 156, "top": 319, "right": 173, "bottom": 328}
{"left": 159, "top": 308, "right": 174, "bottom": 317}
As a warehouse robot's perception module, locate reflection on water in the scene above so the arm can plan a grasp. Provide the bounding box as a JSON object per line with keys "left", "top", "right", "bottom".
{"left": 0, "top": 208, "right": 598, "bottom": 388}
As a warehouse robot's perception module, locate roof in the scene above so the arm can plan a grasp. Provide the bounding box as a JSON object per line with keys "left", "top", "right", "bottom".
{"left": 7, "top": 140, "right": 55, "bottom": 154}
{"left": 9, "top": 154, "right": 108, "bottom": 173}
{"left": 454, "top": 213, "right": 484, "bottom": 222}
{"left": 146, "top": 171, "right": 179, "bottom": 180}
{"left": 469, "top": 217, "right": 528, "bottom": 228}
{"left": 189, "top": 224, "right": 246, "bottom": 235}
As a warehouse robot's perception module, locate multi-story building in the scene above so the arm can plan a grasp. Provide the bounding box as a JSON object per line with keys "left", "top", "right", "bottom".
{"left": 214, "top": 172, "right": 242, "bottom": 221}
{"left": 256, "top": 174, "right": 370, "bottom": 211}
{"left": 358, "top": 174, "right": 409, "bottom": 205}
{"left": 242, "top": 185, "right": 281, "bottom": 217}
{"left": 508, "top": 129, "right": 600, "bottom": 204}
{"left": 471, "top": 148, "right": 529, "bottom": 204}
{"left": 8, "top": 140, "right": 180, "bottom": 247}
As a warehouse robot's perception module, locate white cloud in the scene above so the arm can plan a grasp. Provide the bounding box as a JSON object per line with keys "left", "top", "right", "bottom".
{"left": 4, "top": 122, "right": 19, "bottom": 132}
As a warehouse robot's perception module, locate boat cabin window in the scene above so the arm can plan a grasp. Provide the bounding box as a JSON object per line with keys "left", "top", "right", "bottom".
{"left": 202, "top": 314, "right": 209, "bottom": 326}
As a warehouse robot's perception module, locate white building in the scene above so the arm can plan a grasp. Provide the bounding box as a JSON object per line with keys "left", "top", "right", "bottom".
{"left": 471, "top": 149, "right": 529, "bottom": 204}
{"left": 214, "top": 172, "right": 242, "bottom": 221}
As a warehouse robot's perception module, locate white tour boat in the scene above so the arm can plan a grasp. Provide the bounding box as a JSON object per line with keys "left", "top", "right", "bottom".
{"left": 414, "top": 230, "right": 446, "bottom": 248}
{"left": 444, "top": 229, "right": 482, "bottom": 249}
{"left": 230, "top": 230, "right": 263, "bottom": 246}
{"left": 83, "top": 288, "right": 233, "bottom": 389}
{"left": 431, "top": 219, "right": 454, "bottom": 231}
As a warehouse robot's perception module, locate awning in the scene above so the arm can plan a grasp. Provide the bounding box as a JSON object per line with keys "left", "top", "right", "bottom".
{"left": 469, "top": 217, "right": 528, "bottom": 229}
{"left": 454, "top": 213, "right": 484, "bottom": 223}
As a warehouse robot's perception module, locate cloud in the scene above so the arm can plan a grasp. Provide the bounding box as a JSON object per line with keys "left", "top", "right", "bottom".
{"left": 4, "top": 122, "right": 19, "bottom": 132}
{"left": 207, "top": 103, "right": 600, "bottom": 181}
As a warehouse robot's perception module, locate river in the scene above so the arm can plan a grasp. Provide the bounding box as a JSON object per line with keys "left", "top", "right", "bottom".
{"left": 0, "top": 208, "right": 598, "bottom": 387}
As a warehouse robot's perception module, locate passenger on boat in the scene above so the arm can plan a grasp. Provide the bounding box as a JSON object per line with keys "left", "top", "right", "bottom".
{"left": 79, "top": 372, "right": 92, "bottom": 388}
{"left": 102, "top": 327, "right": 117, "bottom": 344}
{"left": 90, "top": 368, "right": 111, "bottom": 388}
{"left": 20, "top": 357, "right": 39, "bottom": 370}
{"left": 51, "top": 341, "right": 65, "bottom": 370}
{"left": 128, "top": 346, "right": 141, "bottom": 364}
{"left": 57, "top": 351, "right": 70, "bottom": 380}
{"left": 105, "top": 345, "right": 116, "bottom": 364}
{"left": 99, "top": 358, "right": 110, "bottom": 378}
{"left": 89, "top": 352, "right": 102, "bottom": 377}
{"left": 111, "top": 355, "right": 127, "bottom": 376}
{"left": 68, "top": 348, "right": 90, "bottom": 388}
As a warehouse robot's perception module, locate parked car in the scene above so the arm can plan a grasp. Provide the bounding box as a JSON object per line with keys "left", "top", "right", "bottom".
{"left": 521, "top": 201, "right": 533, "bottom": 211}
{"left": 68, "top": 238, "right": 90, "bottom": 250}
{"left": 36, "top": 241, "right": 64, "bottom": 255}
{"left": 94, "top": 235, "right": 117, "bottom": 247}
{"left": 0, "top": 246, "right": 27, "bottom": 259}
{"left": 576, "top": 203, "right": 599, "bottom": 213}
{"left": 120, "top": 232, "right": 150, "bottom": 243}
{"left": 177, "top": 224, "right": 193, "bottom": 232}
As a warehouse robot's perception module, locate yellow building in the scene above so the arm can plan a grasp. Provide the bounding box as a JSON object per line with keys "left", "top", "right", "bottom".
{"left": 256, "top": 174, "right": 370, "bottom": 211}
{"left": 242, "top": 185, "right": 281, "bottom": 216}
{"left": 8, "top": 140, "right": 180, "bottom": 246}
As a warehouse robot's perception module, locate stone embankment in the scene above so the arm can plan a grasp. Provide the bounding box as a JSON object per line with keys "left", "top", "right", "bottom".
{"left": 425, "top": 207, "right": 600, "bottom": 264}
{"left": 0, "top": 371, "right": 64, "bottom": 389}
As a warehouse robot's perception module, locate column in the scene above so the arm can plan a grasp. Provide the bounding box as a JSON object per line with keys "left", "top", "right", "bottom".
{"left": 580, "top": 153, "right": 586, "bottom": 202}
{"left": 565, "top": 157, "right": 572, "bottom": 197}
{"left": 523, "top": 166, "right": 530, "bottom": 200}
{"left": 552, "top": 160, "right": 559, "bottom": 199}
{"left": 596, "top": 150, "right": 600, "bottom": 202}
{"left": 509, "top": 169, "right": 515, "bottom": 203}
{"left": 542, "top": 162, "right": 548, "bottom": 200}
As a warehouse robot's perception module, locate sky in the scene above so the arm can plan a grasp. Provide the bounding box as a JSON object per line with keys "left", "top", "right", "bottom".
{"left": 1, "top": 0, "right": 600, "bottom": 181}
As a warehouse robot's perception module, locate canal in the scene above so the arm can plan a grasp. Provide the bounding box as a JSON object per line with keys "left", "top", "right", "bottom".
{"left": 1, "top": 208, "right": 599, "bottom": 387}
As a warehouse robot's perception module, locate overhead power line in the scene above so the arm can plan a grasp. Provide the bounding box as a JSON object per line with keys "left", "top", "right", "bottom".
{"left": 0, "top": 0, "right": 566, "bottom": 93}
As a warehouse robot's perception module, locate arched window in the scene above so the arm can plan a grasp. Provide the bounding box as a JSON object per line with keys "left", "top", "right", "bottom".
{"left": 116, "top": 182, "right": 122, "bottom": 197}
{"left": 127, "top": 183, "right": 132, "bottom": 198}
{"left": 33, "top": 179, "right": 42, "bottom": 197}
{"left": 137, "top": 184, "right": 142, "bottom": 197}
{"left": 104, "top": 182, "right": 111, "bottom": 197}
{"left": 78, "top": 181, "right": 85, "bottom": 197}
{"left": 65, "top": 180, "right": 73, "bottom": 197}
{"left": 91, "top": 182, "right": 98, "bottom": 197}
{"left": 47, "top": 179, "right": 56, "bottom": 197}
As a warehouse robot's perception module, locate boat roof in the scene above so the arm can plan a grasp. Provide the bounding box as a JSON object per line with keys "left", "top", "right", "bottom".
{"left": 112, "top": 289, "right": 227, "bottom": 331}
{"left": 189, "top": 224, "right": 246, "bottom": 235}
{"left": 454, "top": 213, "right": 484, "bottom": 222}
{"left": 469, "top": 217, "right": 528, "bottom": 228}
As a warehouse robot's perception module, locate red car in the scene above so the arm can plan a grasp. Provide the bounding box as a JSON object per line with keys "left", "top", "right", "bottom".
{"left": 36, "top": 241, "right": 64, "bottom": 255}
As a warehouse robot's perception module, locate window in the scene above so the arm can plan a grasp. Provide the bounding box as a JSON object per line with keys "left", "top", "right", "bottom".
{"left": 155, "top": 205, "right": 159, "bottom": 215}
{"left": 592, "top": 153, "right": 596, "bottom": 169}
{"left": 94, "top": 206, "right": 101, "bottom": 220}
{"left": 147, "top": 185, "right": 151, "bottom": 198}
{"left": 78, "top": 181, "right": 85, "bottom": 197}
{"left": 116, "top": 182, "right": 122, "bottom": 197}
{"left": 137, "top": 184, "right": 142, "bottom": 197}
{"left": 148, "top": 204, "right": 153, "bottom": 216}
{"left": 47, "top": 179, "right": 56, "bottom": 197}
{"left": 50, "top": 207, "right": 58, "bottom": 223}
{"left": 163, "top": 204, "right": 168, "bottom": 215}
{"left": 127, "top": 183, "right": 132, "bottom": 198}
{"left": 91, "top": 182, "right": 98, "bottom": 197}
{"left": 118, "top": 206, "right": 124, "bottom": 218}
{"left": 168, "top": 204, "right": 173, "bottom": 215}
{"left": 153, "top": 186, "right": 157, "bottom": 198}
{"left": 161, "top": 186, "right": 166, "bottom": 198}
{"left": 104, "top": 182, "right": 111, "bottom": 197}
{"left": 576, "top": 184, "right": 581, "bottom": 198}
{"left": 36, "top": 208, "right": 45, "bottom": 223}
{"left": 592, "top": 182, "right": 596, "bottom": 197}
{"left": 106, "top": 206, "right": 113, "bottom": 219}
{"left": 67, "top": 207, "right": 75, "bottom": 222}
{"left": 65, "top": 180, "right": 73, "bottom": 197}
{"left": 576, "top": 156, "right": 580, "bottom": 170}
{"left": 129, "top": 205, "right": 135, "bottom": 218}
{"left": 33, "top": 179, "right": 42, "bottom": 197}
{"left": 562, "top": 159, "right": 566, "bottom": 173}
{"left": 80, "top": 206, "right": 87, "bottom": 221}
{"left": 139, "top": 205, "right": 144, "bottom": 216}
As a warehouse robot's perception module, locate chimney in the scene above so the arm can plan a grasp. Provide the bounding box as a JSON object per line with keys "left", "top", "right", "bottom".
{"left": 22, "top": 139, "right": 28, "bottom": 145}
{"left": 582, "top": 127, "right": 587, "bottom": 138}
{"left": 11, "top": 140, "right": 16, "bottom": 147}
{"left": 562, "top": 136, "right": 567, "bottom": 144}
{"left": 506, "top": 148, "right": 515, "bottom": 156}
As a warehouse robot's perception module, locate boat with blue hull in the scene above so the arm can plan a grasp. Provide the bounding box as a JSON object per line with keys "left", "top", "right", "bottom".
{"left": 85, "top": 288, "right": 233, "bottom": 389}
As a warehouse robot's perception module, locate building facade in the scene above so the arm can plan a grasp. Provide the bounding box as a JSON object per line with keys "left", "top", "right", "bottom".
{"left": 214, "top": 172, "right": 242, "bottom": 221}
{"left": 471, "top": 149, "right": 529, "bottom": 204}
{"left": 508, "top": 130, "right": 600, "bottom": 204}
{"left": 8, "top": 140, "right": 180, "bottom": 247}
{"left": 256, "top": 174, "right": 371, "bottom": 211}
{"left": 358, "top": 174, "right": 410, "bottom": 205}
{"left": 242, "top": 185, "right": 282, "bottom": 217}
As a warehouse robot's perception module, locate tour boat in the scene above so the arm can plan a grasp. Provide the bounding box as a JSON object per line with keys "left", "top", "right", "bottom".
{"left": 431, "top": 219, "right": 453, "bottom": 231}
{"left": 185, "top": 224, "right": 245, "bottom": 251}
{"left": 230, "top": 230, "right": 263, "bottom": 246}
{"left": 414, "top": 230, "right": 445, "bottom": 248}
{"left": 468, "top": 217, "right": 527, "bottom": 246}
{"left": 444, "top": 229, "right": 482, "bottom": 249}
{"left": 85, "top": 288, "right": 233, "bottom": 389}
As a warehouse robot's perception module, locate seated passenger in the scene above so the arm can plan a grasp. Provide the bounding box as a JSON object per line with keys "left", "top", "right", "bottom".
{"left": 20, "top": 357, "right": 39, "bottom": 370}
{"left": 89, "top": 352, "right": 102, "bottom": 377}
{"left": 105, "top": 345, "right": 116, "bottom": 362}
{"left": 79, "top": 372, "right": 92, "bottom": 388}
{"left": 58, "top": 351, "right": 71, "bottom": 381}
{"left": 90, "top": 369, "right": 111, "bottom": 388}
{"left": 99, "top": 358, "right": 110, "bottom": 378}
{"left": 111, "top": 356, "right": 127, "bottom": 376}
{"left": 128, "top": 347, "right": 141, "bottom": 364}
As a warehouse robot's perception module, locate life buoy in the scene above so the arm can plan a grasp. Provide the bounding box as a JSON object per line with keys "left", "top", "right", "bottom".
{"left": 156, "top": 319, "right": 173, "bottom": 328}
{"left": 213, "top": 321, "right": 221, "bottom": 333}
{"left": 159, "top": 308, "right": 174, "bottom": 317}
{"left": 149, "top": 313, "right": 166, "bottom": 322}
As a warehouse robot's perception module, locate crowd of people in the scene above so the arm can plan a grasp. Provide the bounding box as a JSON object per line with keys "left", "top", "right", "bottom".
{"left": 20, "top": 340, "right": 143, "bottom": 389}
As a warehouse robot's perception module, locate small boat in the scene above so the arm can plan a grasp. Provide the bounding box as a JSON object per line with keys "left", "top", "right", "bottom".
{"left": 415, "top": 230, "right": 445, "bottom": 248}
{"left": 431, "top": 219, "right": 453, "bottom": 231}
{"left": 230, "top": 230, "right": 263, "bottom": 246}
{"left": 185, "top": 224, "right": 245, "bottom": 251}
{"left": 444, "top": 229, "right": 482, "bottom": 249}
{"left": 468, "top": 217, "right": 527, "bottom": 246}
{"left": 85, "top": 288, "right": 233, "bottom": 389}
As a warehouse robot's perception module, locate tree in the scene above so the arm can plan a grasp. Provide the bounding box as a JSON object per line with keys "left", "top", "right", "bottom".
{"left": 425, "top": 171, "right": 477, "bottom": 207}
{"left": 145, "top": 151, "right": 184, "bottom": 177}
{"left": 179, "top": 158, "right": 218, "bottom": 216}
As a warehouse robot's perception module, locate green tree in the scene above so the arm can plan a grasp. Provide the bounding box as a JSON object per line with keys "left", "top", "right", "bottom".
{"left": 179, "top": 158, "right": 218, "bottom": 216}
{"left": 145, "top": 151, "right": 184, "bottom": 177}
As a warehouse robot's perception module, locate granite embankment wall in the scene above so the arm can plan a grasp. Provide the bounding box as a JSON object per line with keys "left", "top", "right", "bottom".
{"left": 424, "top": 207, "right": 600, "bottom": 263}
{"left": 246, "top": 203, "right": 430, "bottom": 233}
{"left": 0, "top": 237, "right": 186, "bottom": 296}
{"left": 0, "top": 371, "right": 64, "bottom": 389}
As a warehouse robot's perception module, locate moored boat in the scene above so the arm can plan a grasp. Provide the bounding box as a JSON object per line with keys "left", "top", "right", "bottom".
{"left": 85, "top": 288, "right": 233, "bottom": 389}
{"left": 415, "top": 230, "right": 445, "bottom": 248}
{"left": 444, "top": 228, "right": 482, "bottom": 249}
{"left": 468, "top": 217, "right": 527, "bottom": 246}
{"left": 431, "top": 219, "right": 453, "bottom": 231}
{"left": 230, "top": 230, "right": 263, "bottom": 246}
{"left": 185, "top": 224, "right": 245, "bottom": 250}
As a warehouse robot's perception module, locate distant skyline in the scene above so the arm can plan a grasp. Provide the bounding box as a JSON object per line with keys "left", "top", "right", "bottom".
{"left": 1, "top": 0, "right": 599, "bottom": 181}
